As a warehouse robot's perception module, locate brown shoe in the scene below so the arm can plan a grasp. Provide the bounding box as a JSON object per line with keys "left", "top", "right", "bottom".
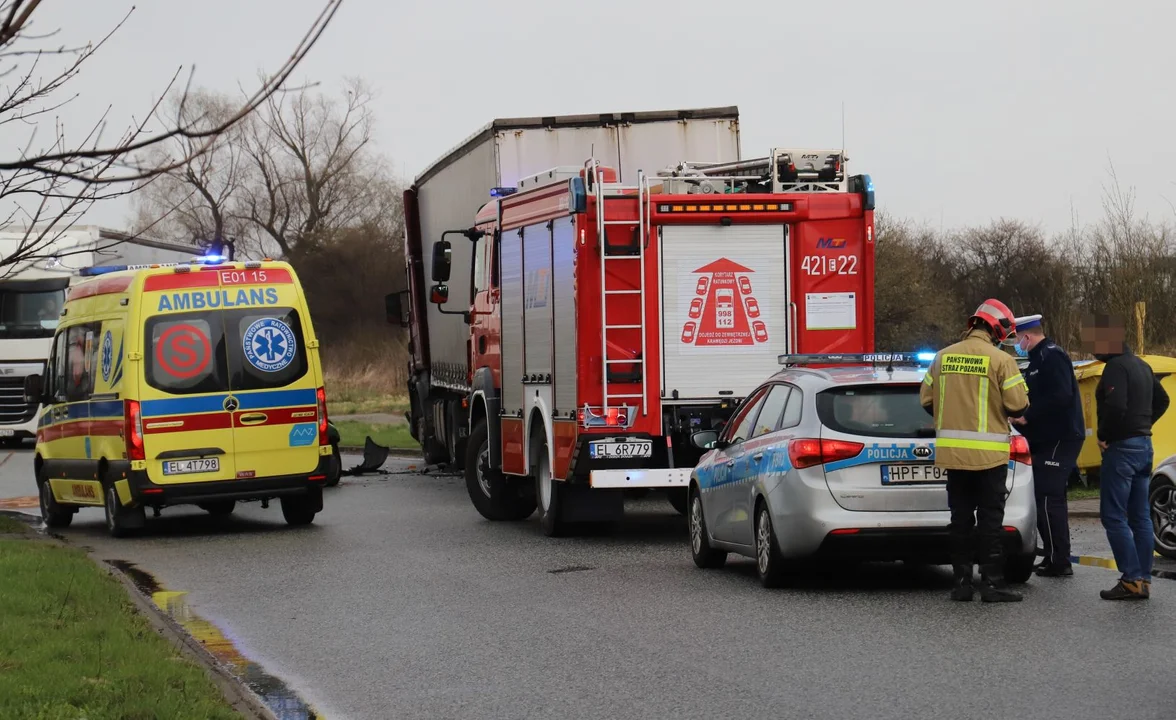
{"left": 1141, "top": 580, "right": 1152, "bottom": 599}
{"left": 1100, "top": 579, "right": 1146, "bottom": 601}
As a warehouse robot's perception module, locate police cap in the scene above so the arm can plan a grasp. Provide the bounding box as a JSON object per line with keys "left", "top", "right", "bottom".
{"left": 1015, "top": 314, "right": 1043, "bottom": 332}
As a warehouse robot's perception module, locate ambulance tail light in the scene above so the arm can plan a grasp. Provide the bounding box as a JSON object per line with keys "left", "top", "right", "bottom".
{"left": 125, "top": 400, "right": 145, "bottom": 461}
{"left": 316, "top": 387, "right": 329, "bottom": 445}
{"left": 1010, "top": 435, "right": 1031, "bottom": 465}
{"left": 788, "top": 438, "right": 863, "bottom": 469}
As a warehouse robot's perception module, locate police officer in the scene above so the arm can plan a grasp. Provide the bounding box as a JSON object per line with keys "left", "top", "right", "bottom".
{"left": 920, "top": 299, "right": 1030, "bottom": 603}
{"left": 1007, "top": 314, "right": 1085, "bottom": 577}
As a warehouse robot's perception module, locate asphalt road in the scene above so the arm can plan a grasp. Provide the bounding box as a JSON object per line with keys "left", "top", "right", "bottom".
{"left": 1, "top": 448, "right": 1173, "bottom": 720}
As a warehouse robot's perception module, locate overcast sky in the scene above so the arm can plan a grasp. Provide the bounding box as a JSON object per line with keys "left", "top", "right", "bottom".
{"left": 20, "top": 0, "right": 1176, "bottom": 235}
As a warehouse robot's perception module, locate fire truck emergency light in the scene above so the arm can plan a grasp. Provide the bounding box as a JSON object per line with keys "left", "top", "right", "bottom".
{"left": 657, "top": 202, "right": 794, "bottom": 213}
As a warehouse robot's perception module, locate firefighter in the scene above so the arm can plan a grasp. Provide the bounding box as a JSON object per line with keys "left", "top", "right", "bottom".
{"left": 1007, "top": 314, "right": 1085, "bottom": 577}
{"left": 920, "top": 299, "right": 1030, "bottom": 602}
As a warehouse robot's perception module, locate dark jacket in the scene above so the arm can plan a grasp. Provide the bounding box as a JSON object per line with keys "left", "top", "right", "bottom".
{"left": 1021, "top": 337, "right": 1085, "bottom": 449}
{"left": 1094, "top": 346, "right": 1170, "bottom": 443}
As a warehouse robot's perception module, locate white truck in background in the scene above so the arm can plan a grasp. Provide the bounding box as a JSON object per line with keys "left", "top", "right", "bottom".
{"left": 0, "top": 226, "right": 199, "bottom": 444}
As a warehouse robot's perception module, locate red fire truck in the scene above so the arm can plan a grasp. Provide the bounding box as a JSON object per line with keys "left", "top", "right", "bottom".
{"left": 389, "top": 109, "right": 876, "bottom": 535}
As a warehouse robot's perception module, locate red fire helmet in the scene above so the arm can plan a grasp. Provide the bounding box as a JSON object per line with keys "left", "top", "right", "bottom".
{"left": 969, "top": 299, "right": 1017, "bottom": 343}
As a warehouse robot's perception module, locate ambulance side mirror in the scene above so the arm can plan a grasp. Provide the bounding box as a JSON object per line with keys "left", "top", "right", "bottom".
{"left": 23, "top": 374, "right": 44, "bottom": 405}
{"left": 431, "top": 240, "right": 452, "bottom": 282}
{"left": 385, "top": 291, "right": 410, "bottom": 328}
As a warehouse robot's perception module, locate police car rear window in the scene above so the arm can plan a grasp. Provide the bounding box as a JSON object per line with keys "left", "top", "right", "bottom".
{"left": 816, "top": 385, "right": 934, "bottom": 439}
{"left": 144, "top": 314, "right": 229, "bottom": 395}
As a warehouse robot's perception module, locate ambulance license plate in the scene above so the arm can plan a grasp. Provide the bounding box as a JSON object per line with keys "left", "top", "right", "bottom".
{"left": 162, "top": 458, "right": 220, "bottom": 476}
{"left": 589, "top": 440, "right": 653, "bottom": 459}
{"left": 881, "top": 464, "right": 945, "bottom": 484}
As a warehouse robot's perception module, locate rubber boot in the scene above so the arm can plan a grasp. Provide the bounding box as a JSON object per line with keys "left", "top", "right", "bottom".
{"left": 950, "top": 565, "right": 974, "bottom": 602}
{"left": 980, "top": 564, "right": 1023, "bottom": 603}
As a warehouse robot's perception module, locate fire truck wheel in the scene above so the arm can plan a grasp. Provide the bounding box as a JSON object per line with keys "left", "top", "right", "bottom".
{"left": 464, "top": 420, "right": 536, "bottom": 522}
{"left": 534, "top": 438, "right": 566, "bottom": 537}
{"left": 666, "top": 488, "right": 689, "bottom": 515}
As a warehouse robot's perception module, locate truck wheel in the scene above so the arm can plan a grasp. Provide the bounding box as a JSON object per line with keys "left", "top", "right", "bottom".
{"left": 667, "top": 488, "right": 689, "bottom": 516}
{"left": 104, "top": 483, "right": 144, "bottom": 538}
{"left": 419, "top": 413, "right": 448, "bottom": 466}
{"left": 37, "top": 471, "right": 73, "bottom": 529}
{"left": 534, "top": 439, "right": 566, "bottom": 537}
{"left": 280, "top": 495, "right": 317, "bottom": 526}
{"left": 464, "top": 420, "right": 535, "bottom": 521}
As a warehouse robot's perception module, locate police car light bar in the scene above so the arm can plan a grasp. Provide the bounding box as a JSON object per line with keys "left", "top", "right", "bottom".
{"left": 778, "top": 352, "right": 936, "bottom": 367}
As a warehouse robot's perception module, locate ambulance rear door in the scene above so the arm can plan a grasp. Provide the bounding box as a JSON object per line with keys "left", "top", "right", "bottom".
{"left": 218, "top": 266, "right": 322, "bottom": 481}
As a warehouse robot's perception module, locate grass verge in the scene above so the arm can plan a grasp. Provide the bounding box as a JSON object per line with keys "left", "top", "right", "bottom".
{"left": 0, "top": 514, "right": 28, "bottom": 533}
{"left": 0, "top": 538, "right": 237, "bottom": 720}
{"left": 1067, "top": 485, "right": 1100, "bottom": 501}
{"left": 334, "top": 420, "right": 417, "bottom": 450}
{"left": 326, "top": 391, "right": 409, "bottom": 417}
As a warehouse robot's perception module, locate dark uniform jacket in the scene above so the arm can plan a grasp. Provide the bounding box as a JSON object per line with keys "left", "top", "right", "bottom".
{"left": 1021, "top": 338, "right": 1085, "bottom": 451}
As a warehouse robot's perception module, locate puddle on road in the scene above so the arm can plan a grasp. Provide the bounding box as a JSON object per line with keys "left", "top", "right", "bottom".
{"left": 106, "top": 560, "right": 323, "bottom": 720}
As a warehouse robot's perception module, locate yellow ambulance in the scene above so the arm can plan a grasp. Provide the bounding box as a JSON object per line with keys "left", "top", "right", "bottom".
{"left": 26, "top": 258, "right": 335, "bottom": 537}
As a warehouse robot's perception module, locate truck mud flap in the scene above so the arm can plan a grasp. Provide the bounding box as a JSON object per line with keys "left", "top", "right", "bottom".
{"left": 345, "top": 436, "right": 391, "bottom": 475}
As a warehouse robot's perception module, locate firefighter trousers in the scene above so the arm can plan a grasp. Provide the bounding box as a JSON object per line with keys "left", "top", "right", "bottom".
{"left": 1031, "top": 438, "right": 1084, "bottom": 569}
{"left": 946, "top": 465, "right": 1009, "bottom": 574}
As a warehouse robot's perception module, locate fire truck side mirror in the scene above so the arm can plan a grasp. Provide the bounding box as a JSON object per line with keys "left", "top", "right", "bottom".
{"left": 384, "top": 291, "right": 410, "bottom": 328}
{"left": 431, "top": 240, "right": 452, "bottom": 282}
{"left": 429, "top": 283, "right": 450, "bottom": 305}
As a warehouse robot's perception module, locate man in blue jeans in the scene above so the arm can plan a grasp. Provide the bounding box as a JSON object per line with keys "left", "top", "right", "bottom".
{"left": 1084, "top": 313, "right": 1170, "bottom": 600}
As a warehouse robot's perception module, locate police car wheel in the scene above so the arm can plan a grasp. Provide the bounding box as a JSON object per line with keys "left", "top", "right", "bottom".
{"left": 38, "top": 474, "right": 73, "bottom": 528}
{"left": 1004, "top": 552, "right": 1036, "bottom": 584}
{"left": 754, "top": 503, "right": 788, "bottom": 589}
{"left": 689, "top": 489, "right": 726, "bottom": 569}
{"left": 1150, "top": 476, "right": 1176, "bottom": 560}
{"left": 103, "top": 484, "right": 143, "bottom": 538}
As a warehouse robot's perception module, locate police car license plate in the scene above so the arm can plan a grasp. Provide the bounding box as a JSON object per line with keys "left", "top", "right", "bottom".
{"left": 162, "top": 458, "right": 220, "bottom": 476}
{"left": 881, "top": 464, "right": 945, "bottom": 484}
{"left": 589, "top": 440, "right": 653, "bottom": 459}
{"left": 0, "top": 429, "right": 13, "bottom": 437}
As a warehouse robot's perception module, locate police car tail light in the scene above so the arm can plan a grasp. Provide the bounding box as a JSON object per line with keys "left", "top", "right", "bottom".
{"left": 788, "top": 438, "right": 863, "bottom": 469}
{"left": 125, "top": 400, "right": 145, "bottom": 461}
{"left": 1010, "top": 435, "right": 1031, "bottom": 465}
{"left": 316, "top": 387, "right": 329, "bottom": 445}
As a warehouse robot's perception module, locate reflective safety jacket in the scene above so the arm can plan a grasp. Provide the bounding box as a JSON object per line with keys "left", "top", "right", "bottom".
{"left": 919, "top": 328, "right": 1030, "bottom": 471}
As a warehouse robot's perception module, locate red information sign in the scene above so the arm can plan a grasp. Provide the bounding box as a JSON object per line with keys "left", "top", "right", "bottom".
{"left": 155, "top": 323, "right": 211, "bottom": 379}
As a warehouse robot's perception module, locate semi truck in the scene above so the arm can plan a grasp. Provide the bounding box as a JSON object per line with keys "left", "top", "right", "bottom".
{"left": 388, "top": 107, "right": 878, "bottom": 535}
{"left": 0, "top": 226, "right": 200, "bottom": 443}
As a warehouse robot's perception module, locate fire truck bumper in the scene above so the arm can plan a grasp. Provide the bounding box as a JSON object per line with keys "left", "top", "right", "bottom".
{"left": 589, "top": 468, "right": 693, "bottom": 489}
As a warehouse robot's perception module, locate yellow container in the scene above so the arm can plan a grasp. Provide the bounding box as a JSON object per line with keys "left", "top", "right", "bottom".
{"left": 1073, "top": 355, "right": 1176, "bottom": 472}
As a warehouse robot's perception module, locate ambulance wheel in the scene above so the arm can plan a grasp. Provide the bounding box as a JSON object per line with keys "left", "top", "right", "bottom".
{"left": 280, "top": 495, "right": 317, "bottom": 526}
{"left": 534, "top": 439, "right": 566, "bottom": 537}
{"left": 324, "top": 443, "right": 342, "bottom": 487}
{"left": 667, "top": 488, "right": 689, "bottom": 516}
{"left": 199, "top": 501, "right": 236, "bottom": 517}
{"left": 37, "top": 472, "right": 73, "bottom": 528}
{"left": 104, "top": 483, "right": 144, "bottom": 538}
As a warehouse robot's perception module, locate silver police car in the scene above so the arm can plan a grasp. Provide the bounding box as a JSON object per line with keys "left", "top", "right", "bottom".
{"left": 687, "top": 353, "right": 1038, "bottom": 588}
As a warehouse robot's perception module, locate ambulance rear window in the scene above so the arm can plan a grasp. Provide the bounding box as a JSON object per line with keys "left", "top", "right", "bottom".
{"left": 144, "top": 314, "right": 229, "bottom": 395}
{"left": 226, "top": 308, "right": 309, "bottom": 391}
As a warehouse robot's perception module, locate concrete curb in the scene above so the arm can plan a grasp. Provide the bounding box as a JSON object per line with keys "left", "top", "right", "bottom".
{"left": 0, "top": 511, "right": 277, "bottom": 720}
{"left": 1069, "top": 508, "right": 1100, "bottom": 519}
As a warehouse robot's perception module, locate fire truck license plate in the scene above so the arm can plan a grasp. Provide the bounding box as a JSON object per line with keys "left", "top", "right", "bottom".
{"left": 589, "top": 440, "right": 653, "bottom": 459}
{"left": 881, "top": 464, "right": 945, "bottom": 484}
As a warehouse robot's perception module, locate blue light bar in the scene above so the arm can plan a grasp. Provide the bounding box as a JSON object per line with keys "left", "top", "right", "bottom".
{"left": 490, "top": 187, "right": 517, "bottom": 198}
{"left": 79, "top": 265, "right": 129, "bottom": 276}
{"left": 778, "top": 352, "right": 934, "bottom": 367}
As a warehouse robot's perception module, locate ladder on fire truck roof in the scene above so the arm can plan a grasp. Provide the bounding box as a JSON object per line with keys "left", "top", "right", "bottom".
{"left": 585, "top": 158, "right": 654, "bottom": 417}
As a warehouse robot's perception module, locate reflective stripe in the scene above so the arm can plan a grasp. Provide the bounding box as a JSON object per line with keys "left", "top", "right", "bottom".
{"left": 1003, "top": 374, "right": 1026, "bottom": 390}
{"left": 937, "top": 437, "right": 1011, "bottom": 453}
{"left": 937, "top": 378, "right": 946, "bottom": 430}
{"left": 923, "top": 372, "right": 934, "bottom": 386}
{"left": 939, "top": 429, "right": 1010, "bottom": 443}
{"left": 978, "top": 377, "right": 989, "bottom": 434}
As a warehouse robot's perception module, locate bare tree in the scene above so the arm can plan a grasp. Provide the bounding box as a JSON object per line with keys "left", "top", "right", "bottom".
{"left": 0, "top": 0, "right": 343, "bottom": 274}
